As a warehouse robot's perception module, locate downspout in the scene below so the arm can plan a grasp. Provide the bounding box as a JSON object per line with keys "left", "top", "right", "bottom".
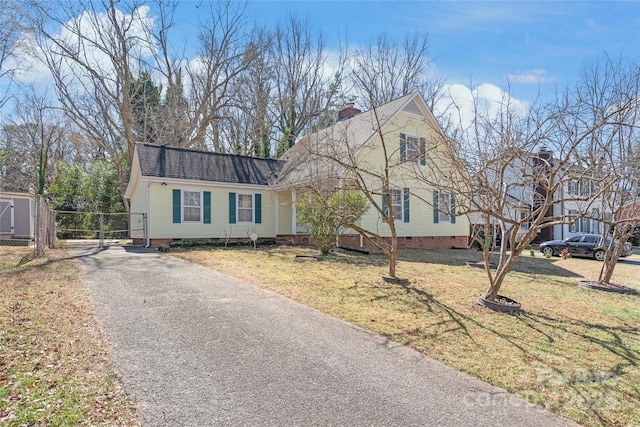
{"left": 146, "top": 179, "right": 152, "bottom": 247}
{"left": 291, "top": 189, "right": 297, "bottom": 235}
{"left": 275, "top": 192, "right": 280, "bottom": 236}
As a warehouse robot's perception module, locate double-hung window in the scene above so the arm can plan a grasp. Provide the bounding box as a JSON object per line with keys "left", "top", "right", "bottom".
{"left": 433, "top": 191, "right": 456, "bottom": 224}
{"left": 438, "top": 193, "right": 452, "bottom": 223}
{"left": 173, "top": 189, "right": 210, "bottom": 224}
{"left": 568, "top": 209, "right": 590, "bottom": 233}
{"left": 382, "top": 188, "right": 410, "bottom": 223}
{"left": 400, "top": 134, "right": 425, "bottom": 165}
{"left": 183, "top": 191, "right": 201, "bottom": 222}
{"left": 404, "top": 135, "right": 419, "bottom": 163}
{"left": 237, "top": 194, "right": 254, "bottom": 223}
{"left": 391, "top": 189, "right": 404, "bottom": 222}
{"left": 228, "top": 192, "right": 262, "bottom": 224}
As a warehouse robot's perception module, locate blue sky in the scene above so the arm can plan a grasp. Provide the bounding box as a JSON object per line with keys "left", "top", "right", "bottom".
{"left": 3, "top": 1, "right": 638, "bottom": 116}
{"left": 175, "top": 0, "right": 639, "bottom": 103}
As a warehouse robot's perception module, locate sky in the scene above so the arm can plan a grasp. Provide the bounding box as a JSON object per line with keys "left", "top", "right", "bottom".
{"left": 2, "top": 0, "right": 638, "bottom": 121}
{"left": 185, "top": 0, "right": 639, "bottom": 104}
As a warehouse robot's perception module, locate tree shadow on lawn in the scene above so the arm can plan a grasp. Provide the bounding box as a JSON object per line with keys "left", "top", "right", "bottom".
{"left": 390, "top": 281, "right": 639, "bottom": 425}
{"left": 388, "top": 280, "right": 640, "bottom": 374}
{"left": 397, "top": 249, "right": 583, "bottom": 278}
{"left": 326, "top": 249, "right": 582, "bottom": 278}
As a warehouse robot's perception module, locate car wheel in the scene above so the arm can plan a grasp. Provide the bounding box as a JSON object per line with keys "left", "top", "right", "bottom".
{"left": 542, "top": 247, "right": 555, "bottom": 257}
{"left": 594, "top": 250, "right": 605, "bottom": 261}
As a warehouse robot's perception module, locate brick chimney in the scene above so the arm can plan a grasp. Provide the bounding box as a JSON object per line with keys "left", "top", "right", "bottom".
{"left": 338, "top": 102, "right": 361, "bottom": 121}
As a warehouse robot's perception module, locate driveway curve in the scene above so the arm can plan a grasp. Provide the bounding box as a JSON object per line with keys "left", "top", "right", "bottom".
{"left": 70, "top": 243, "right": 578, "bottom": 426}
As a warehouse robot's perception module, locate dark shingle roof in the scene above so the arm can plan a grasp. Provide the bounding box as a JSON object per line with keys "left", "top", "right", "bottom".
{"left": 136, "top": 143, "right": 285, "bottom": 185}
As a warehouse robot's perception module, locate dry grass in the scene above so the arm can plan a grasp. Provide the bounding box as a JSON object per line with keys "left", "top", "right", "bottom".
{"left": 0, "top": 246, "right": 139, "bottom": 426}
{"left": 172, "top": 246, "right": 640, "bottom": 427}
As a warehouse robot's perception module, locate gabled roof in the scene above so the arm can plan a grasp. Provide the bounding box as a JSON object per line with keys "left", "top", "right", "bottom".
{"left": 135, "top": 143, "right": 285, "bottom": 186}
{"left": 275, "top": 92, "right": 441, "bottom": 186}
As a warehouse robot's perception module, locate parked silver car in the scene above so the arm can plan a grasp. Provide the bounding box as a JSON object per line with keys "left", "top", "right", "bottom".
{"left": 539, "top": 234, "right": 633, "bottom": 261}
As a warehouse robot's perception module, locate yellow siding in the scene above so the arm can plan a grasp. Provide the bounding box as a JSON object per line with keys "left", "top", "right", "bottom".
{"left": 149, "top": 183, "right": 279, "bottom": 239}
{"left": 128, "top": 173, "right": 149, "bottom": 239}
{"left": 353, "top": 111, "right": 469, "bottom": 238}
{"left": 277, "top": 191, "right": 293, "bottom": 235}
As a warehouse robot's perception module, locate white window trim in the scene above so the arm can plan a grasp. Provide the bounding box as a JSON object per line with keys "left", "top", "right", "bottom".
{"left": 438, "top": 192, "right": 452, "bottom": 224}
{"left": 403, "top": 134, "right": 420, "bottom": 164}
{"left": 237, "top": 193, "right": 255, "bottom": 224}
{"left": 182, "top": 189, "right": 203, "bottom": 224}
{"left": 391, "top": 188, "right": 405, "bottom": 223}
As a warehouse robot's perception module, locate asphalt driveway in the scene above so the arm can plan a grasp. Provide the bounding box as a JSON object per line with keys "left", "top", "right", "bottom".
{"left": 70, "top": 243, "right": 578, "bottom": 426}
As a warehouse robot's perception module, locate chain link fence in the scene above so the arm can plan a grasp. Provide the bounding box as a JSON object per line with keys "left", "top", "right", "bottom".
{"left": 53, "top": 211, "right": 147, "bottom": 248}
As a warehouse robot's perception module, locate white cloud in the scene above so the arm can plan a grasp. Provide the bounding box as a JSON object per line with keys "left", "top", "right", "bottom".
{"left": 507, "top": 69, "right": 557, "bottom": 84}
{"left": 434, "top": 82, "right": 529, "bottom": 133}
{"left": 12, "top": 5, "right": 157, "bottom": 86}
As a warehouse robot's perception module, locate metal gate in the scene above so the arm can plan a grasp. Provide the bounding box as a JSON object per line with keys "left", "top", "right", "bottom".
{"left": 53, "top": 211, "right": 147, "bottom": 248}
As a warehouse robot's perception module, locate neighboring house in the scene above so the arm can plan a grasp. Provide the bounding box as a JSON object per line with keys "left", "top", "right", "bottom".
{"left": 125, "top": 92, "right": 470, "bottom": 248}
{"left": 466, "top": 150, "right": 550, "bottom": 248}
{"left": 551, "top": 171, "right": 608, "bottom": 241}
{"left": 0, "top": 192, "right": 35, "bottom": 240}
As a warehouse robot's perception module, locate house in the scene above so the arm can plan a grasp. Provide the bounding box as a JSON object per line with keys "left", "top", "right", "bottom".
{"left": 125, "top": 92, "right": 470, "bottom": 248}
{"left": 550, "top": 169, "right": 610, "bottom": 241}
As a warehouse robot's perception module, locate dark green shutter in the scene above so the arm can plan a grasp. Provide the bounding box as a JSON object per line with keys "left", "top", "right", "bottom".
{"left": 403, "top": 188, "right": 410, "bottom": 223}
{"left": 173, "top": 189, "right": 181, "bottom": 223}
{"left": 433, "top": 190, "right": 439, "bottom": 223}
{"left": 255, "top": 194, "right": 262, "bottom": 224}
{"left": 382, "top": 194, "right": 388, "bottom": 218}
{"left": 399, "top": 133, "right": 406, "bottom": 160}
{"left": 203, "top": 191, "right": 211, "bottom": 224}
{"left": 419, "top": 137, "right": 426, "bottom": 166}
{"left": 228, "top": 192, "right": 236, "bottom": 224}
{"left": 450, "top": 194, "right": 456, "bottom": 224}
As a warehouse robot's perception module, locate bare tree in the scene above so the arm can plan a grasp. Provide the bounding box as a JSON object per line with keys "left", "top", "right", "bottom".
{"left": 27, "top": 0, "right": 157, "bottom": 209}
{"left": 582, "top": 55, "right": 640, "bottom": 287}
{"left": 0, "top": 0, "right": 26, "bottom": 108}
{"left": 271, "top": 14, "right": 345, "bottom": 154}
{"left": 350, "top": 32, "right": 444, "bottom": 111}
{"left": 26, "top": 0, "right": 262, "bottom": 210}
{"left": 175, "top": 1, "right": 263, "bottom": 152}
{"left": 216, "top": 29, "right": 275, "bottom": 156}
{"left": 413, "top": 56, "right": 636, "bottom": 305}
{"left": 1, "top": 89, "right": 69, "bottom": 194}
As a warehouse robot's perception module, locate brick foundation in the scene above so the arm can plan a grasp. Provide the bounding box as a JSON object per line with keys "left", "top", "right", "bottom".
{"left": 140, "top": 234, "right": 468, "bottom": 250}
{"left": 276, "top": 234, "right": 468, "bottom": 250}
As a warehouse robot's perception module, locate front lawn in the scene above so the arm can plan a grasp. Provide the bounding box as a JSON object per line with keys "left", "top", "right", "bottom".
{"left": 172, "top": 246, "right": 640, "bottom": 427}
{"left": 0, "top": 246, "right": 139, "bottom": 426}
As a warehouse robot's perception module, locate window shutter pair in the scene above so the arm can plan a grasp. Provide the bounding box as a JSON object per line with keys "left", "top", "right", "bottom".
{"left": 172, "top": 189, "right": 211, "bottom": 223}
{"left": 381, "top": 189, "right": 410, "bottom": 223}
{"left": 432, "top": 190, "right": 456, "bottom": 224}
{"left": 228, "top": 192, "right": 262, "bottom": 224}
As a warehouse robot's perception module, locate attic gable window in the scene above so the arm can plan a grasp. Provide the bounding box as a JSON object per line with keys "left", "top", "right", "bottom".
{"left": 400, "top": 133, "right": 426, "bottom": 165}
